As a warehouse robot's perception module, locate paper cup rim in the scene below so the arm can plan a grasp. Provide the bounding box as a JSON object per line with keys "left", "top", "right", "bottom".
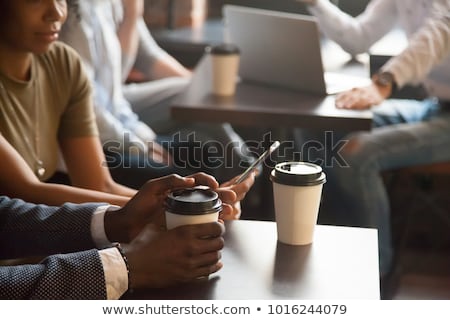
{"left": 270, "top": 161, "right": 326, "bottom": 186}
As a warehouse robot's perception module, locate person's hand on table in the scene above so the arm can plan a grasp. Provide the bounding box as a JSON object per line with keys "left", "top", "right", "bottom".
{"left": 215, "top": 170, "right": 257, "bottom": 220}
{"left": 124, "top": 221, "right": 225, "bottom": 289}
{"left": 105, "top": 172, "right": 223, "bottom": 242}
{"left": 335, "top": 82, "right": 391, "bottom": 110}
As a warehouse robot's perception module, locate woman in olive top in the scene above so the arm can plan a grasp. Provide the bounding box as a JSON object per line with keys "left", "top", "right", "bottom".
{"left": 0, "top": 0, "right": 253, "bottom": 218}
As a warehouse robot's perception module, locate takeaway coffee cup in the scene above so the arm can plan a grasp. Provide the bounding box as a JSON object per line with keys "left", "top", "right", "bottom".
{"left": 165, "top": 187, "right": 222, "bottom": 229}
{"left": 209, "top": 43, "right": 240, "bottom": 96}
{"left": 270, "top": 162, "right": 326, "bottom": 245}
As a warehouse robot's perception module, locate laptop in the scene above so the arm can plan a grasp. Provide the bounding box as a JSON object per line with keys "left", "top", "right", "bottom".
{"left": 223, "top": 5, "right": 370, "bottom": 95}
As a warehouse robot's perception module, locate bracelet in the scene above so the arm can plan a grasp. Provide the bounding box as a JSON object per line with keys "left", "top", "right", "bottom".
{"left": 114, "top": 243, "right": 133, "bottom": 293}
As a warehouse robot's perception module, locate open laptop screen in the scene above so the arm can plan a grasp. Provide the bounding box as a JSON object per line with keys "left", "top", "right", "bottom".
{"left": 223, "top": 5, "right": 327, "bottom": 95}
{"left": 223, "top": 5, "right": 371, "bottom": 95}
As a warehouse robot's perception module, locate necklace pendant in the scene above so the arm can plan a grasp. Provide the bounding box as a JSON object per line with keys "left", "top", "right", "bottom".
{"left": 36, "top": 161, "right": 46, "bottom": 178}
{"left": 37, "top": 167, "right": 46, "bottom": 178}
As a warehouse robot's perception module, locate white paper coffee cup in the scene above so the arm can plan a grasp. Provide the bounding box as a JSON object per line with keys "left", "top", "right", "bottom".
{"left": 271, "top": 162, "right": 326, "bottom": 245}
{"left": 209, "top": 44, "right": 240, "bottom": 96}
{"left": 165, "top": 187, "right": 222, "bottom": 229}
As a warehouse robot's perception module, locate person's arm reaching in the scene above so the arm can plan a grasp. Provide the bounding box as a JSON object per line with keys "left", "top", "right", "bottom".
{"left": 116, "top": 0, "right": 190, "bottom": 81}
{"left": 0, "top": 135, "right": 130, "bottom": 207}
{"left": 133, "top": 18, "right": 192, "bottom": 80}
{"left": 335, "top": 0, "right": 450, "bottom": 110}
{"left": 381, "top": 1, "right": 450, "bottom": 88}
{"left": 298, "top": 0, "right": 397, "bottom": 55}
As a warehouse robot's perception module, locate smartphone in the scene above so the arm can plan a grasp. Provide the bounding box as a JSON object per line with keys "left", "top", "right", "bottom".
{"left": 234, "top": 141, "right": 280, "bottom": 184}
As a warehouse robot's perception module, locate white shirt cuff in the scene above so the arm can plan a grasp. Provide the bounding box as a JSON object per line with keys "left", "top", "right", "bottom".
{"left": 91, "top": 205, "right": 120, "bottom": 248}
{"left": 99, "top": 247, "right": 129, "bottom": 300}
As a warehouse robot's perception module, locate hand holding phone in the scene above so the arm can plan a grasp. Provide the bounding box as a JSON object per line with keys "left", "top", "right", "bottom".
{"left": 234, "top": 141, "right": 280, "bottom": 185}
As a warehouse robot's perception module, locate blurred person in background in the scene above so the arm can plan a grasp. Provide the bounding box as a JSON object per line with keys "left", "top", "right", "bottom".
{"left": 297, "top": 0, "right": 450, "bottom": 296}
{"left": 60, "top": 0, "right": 256, "bottom": 190}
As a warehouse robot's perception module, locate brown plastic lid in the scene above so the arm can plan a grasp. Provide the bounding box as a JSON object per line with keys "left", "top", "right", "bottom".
{"left": 207, "top": 43, "right": 240, "bottom": 55}
{"left": 166, "top": 187, "right": 222, "bottom": 215}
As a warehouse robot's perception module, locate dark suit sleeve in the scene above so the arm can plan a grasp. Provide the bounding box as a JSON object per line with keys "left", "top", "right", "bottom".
{"left": 0, "top": 197, "right": 109, "bottom": 299}
{"left": 0, "top": 197, "right": 103, "bottom": 259}
{"left": 0, "top": 249, "right": 107, "bottom": 299}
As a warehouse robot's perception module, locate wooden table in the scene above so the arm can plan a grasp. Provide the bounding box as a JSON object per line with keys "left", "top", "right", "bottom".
{"left": 125, "top": 220, "right": 380, "bottom": 299}
{"left": 155, "top": 17, "right": 372, "bottom": 131}
{"left": 171, "top": 54, "right": 372, "bottom": 131}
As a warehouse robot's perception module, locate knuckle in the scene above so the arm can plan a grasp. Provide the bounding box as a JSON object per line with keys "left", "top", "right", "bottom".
{"left": 216, "top": 237, "right": 225, "bottom": 250}
{"left": 168, "top": 173, "right": 182, "bottom": 182}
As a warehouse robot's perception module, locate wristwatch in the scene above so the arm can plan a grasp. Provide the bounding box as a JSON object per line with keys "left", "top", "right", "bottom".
{"left": 373, "top": 71, "right": 397, "bottom": 94}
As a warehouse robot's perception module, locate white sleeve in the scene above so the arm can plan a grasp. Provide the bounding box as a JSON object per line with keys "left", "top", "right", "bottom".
{"left": 90, "top": 206, "right": 129, "bottom": 299}
{"left": 99, "top": 247, "right": 129, "bottom": 299}
{"left": 309, "top": 0, "right": 398, "bottom": 55}
{"left": 90, "top": 205, "right": 120, "bottom": 248}
{"left": 381, "top": 1, "right": 450, "bottom": 87}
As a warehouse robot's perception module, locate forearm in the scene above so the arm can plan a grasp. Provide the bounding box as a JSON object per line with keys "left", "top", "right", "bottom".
{"left": 381, "top": 3, "right": 450, "bottom": 87}
{"left": 308, "top": 0, "right": 397, "bottom": 55}
{"left": 0, "top": 198, "right": 128, "bottom": 299}
{"left": 107, "top": 181, "right": 137, "bottom": 199}
{"left": 0, "top": 250, "right": 107, "bottom": 299}
{"left": 117, "top": 15, "right": 139, "bottom": 77}
{"left": 5, "top": 181, "right": 130, "bottom": 207}
{"left": 134, "top": 19, "right": 191, "bottom": 79}
{"left": 150, "top": 58, "right": 192, "bottom": 80}
{"left": 0, "top": 197, "right": 99, "bottom": 258}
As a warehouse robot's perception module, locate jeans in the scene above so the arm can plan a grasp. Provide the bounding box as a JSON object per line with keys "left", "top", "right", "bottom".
{"left": 297, "top": 98, "right": 450, "bottom": 275}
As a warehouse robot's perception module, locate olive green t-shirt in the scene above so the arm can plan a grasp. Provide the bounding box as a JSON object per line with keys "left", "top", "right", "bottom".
{"left": 0, "top": 42, "right": 98, "bottom": 181}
